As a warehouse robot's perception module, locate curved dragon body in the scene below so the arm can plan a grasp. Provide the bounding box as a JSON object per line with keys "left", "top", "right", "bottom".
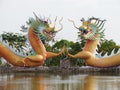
{"left": 0, "top": 14, "right": 63, "bottom": 67}
{"left": 68, "top": 17, "right": 120, "bottom": 67}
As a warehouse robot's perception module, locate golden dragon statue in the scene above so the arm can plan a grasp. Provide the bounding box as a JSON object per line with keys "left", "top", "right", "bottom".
{"left": 68, "top": 17, "right": 120, "bottom": 67}
{"left": 0, "top": 13, "right": 64, "bottom": 67}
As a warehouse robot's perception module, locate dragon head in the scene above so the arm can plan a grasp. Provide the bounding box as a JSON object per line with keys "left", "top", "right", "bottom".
{"left": 69, "top": 17, "right": 106, "bottom": 40}
{"left": 21, "top": 13, "right": 63, "bottom": 41}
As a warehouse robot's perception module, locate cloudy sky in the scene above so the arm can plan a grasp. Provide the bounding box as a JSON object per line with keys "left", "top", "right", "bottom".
{"left": 0, "top": 0, "right": 120, "bottom": 44}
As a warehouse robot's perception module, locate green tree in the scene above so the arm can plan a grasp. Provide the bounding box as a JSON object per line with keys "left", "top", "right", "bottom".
{"left": 44, "top": 39, "right": 70, "bottom": 66}
{"left": 1, "top": 32, "right": 30, "bottom": 55}
{"left": 49, "top": 39, "right": 85, "bottom": 66}
{"left": 67, "top": 41, "right": 85, "bottom": 66}
{"left": 97, "top": 39, "right": 120, "bottom": 56}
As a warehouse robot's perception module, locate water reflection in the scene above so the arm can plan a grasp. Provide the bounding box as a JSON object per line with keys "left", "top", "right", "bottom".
{"left": 0, "top": 73, "right": 120, "bottom": 90}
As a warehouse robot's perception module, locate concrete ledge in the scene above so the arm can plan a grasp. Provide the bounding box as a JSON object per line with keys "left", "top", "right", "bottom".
{"left": 0, "top": 66, "right": 120, "bottom": 75}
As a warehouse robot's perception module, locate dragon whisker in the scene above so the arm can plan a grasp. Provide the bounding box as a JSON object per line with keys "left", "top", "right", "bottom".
{"left": 68, "top": 19, "right": 79, "bottom": 29}
{"left": 54, "top": 16, "right": 57, "bottom": 27}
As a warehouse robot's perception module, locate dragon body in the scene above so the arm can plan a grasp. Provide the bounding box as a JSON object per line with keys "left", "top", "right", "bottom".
{"left": 68, "top": 17, "right": 120, "bottom": 67}
{"left": 0, "top": 14, "right": 63, "bottom": 67}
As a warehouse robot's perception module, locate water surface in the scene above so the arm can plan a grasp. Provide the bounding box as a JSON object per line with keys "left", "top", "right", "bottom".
{"left": 0, "top": 73, "right": 120, "bottom": 90}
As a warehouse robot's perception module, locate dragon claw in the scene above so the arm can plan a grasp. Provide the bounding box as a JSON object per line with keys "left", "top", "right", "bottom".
{"left": 59, "top": 46, "right": 66, "bottom": 55}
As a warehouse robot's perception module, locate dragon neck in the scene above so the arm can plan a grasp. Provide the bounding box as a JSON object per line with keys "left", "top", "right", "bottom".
{"left": 83, "top": 34, "right": 100, "bottom": 54}
{"left": 38, "top": 33, "right": 46, "bottom": 44}
{"left": 28, "top": 27, "right": 46, "bottom": 58}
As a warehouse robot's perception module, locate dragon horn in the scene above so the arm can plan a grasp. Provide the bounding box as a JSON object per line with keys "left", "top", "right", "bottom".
{"left": 48, "top": 15, "right": 52, "bottom": 24}
{"left": 56, "top": 17, "right": 63, "bottom": 32}
{"left": 48, "top": 16, "right": 57, "bottom": 31}
{"left": 68, "top": 19, "right": 79, "bottom": 29}
{"left": 48, "top": 17, "right": 63, "bottom": 32}
{"left": 54, "top": 16, "right": 57, "bottom": 27}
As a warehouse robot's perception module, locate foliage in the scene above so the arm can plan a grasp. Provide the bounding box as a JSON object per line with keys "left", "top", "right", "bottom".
{"left": 2, "top": 32, "right": 26, "bottom": 42}
{"left": 44, "top": 39, "right": 85, "bottom": 66}
{"left": 52, "top": 39, "right": 71, "bottom": 49}
{"left": 97, "top": 39, "right": 120, "bottom": 56}
{"left": 68, "top": 40, "right": 85, "bottom": 66}
{"left": 1, "top": 32, "right": 32, "bottom": 55}
{"left": 44, "top": 39, "right": 69, "bottom": 66}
